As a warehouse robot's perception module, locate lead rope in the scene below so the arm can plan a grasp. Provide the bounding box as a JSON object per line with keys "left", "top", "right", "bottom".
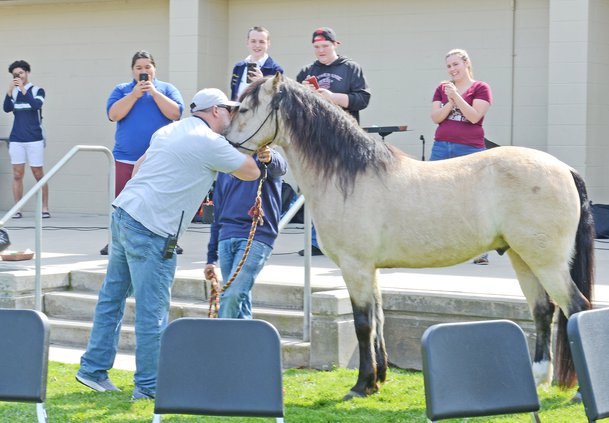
{"left": 208, "top": 166, "right": 267, "bottom": 318}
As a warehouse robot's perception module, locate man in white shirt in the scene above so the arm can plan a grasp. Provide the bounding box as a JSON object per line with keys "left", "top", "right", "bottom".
{"left": 76, "top": 88, "right": 259, "bottom": 401}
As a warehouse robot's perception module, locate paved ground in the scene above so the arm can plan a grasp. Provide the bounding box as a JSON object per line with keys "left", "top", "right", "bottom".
{"left": 2, "top": 211, "right": 609, "bottom": 371}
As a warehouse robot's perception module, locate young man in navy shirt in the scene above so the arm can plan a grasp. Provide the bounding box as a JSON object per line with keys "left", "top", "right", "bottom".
{"left": 3, "top": 60, "right": 49, "bottom": 218}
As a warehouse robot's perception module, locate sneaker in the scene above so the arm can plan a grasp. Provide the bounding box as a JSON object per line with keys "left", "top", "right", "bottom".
{"left": 131, "top": 386, "right": 155, "bottom": 400}
{"left": 473, "top": 254, "right": 489, "bottom": 265}
{"left": 75, "top": 374, "right": 120, "bottom": 392}
{"left": 100, "top": 244, "right": 108, "bottom": 255}
{"left": 298, "top": 246, "right": 324, "bottom": 256}
{"left": 175, "top": 244, "right": 183, "bottom": 255}
{"left": 571, "top": 389, "right": 582, "bottom": 403}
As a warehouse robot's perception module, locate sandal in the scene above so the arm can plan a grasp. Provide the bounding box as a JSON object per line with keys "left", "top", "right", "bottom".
{"left": 12, "top": 212, "right": 22, "bottom": 219}
{"left": 42, "top": 212, "right": 51, "bottom": 219}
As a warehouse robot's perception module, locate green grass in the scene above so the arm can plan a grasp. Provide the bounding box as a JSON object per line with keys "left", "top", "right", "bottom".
{"left": 0, "top": 363, "right": 589, "bottom": 422}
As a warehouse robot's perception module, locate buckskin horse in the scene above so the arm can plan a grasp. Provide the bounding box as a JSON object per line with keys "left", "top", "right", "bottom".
{"left": 225, "top": 74, "right": 594, "bottom": 400}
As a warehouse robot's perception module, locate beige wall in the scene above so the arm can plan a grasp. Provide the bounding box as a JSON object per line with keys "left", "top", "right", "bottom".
{"left": 1, "top": 0, "right": 608, "bottom": 215}
{"left": 0, "top": 0, "right": 170, "bottom": 213}
{"left": 586, "top": 0, "right": 609, "bottom": 202}
{"left": 168, "top": 0, "right": 229, "bottom": 101}
{"left": 512, "top": 0, "right": 550, "bottom": 152}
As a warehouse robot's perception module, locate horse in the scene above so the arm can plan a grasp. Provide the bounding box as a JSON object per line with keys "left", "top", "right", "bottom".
{"left": 225, "top": 73, "right": 595, "bottom": 400}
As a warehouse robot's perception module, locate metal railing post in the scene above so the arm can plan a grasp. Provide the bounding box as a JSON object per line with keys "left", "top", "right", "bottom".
{"left": 277, "top": 194, "right": 312, "bottom": 342}
{"left": 0, "top": 145, "right": 114, "bottom": 311}
{"left": 303, "top": 203, "right": 312, "bottom": 342}
{"left": 277, "top": 194, "right": 305, "bottom": 231}
{"left": 35, "top": 191, "right": 42, "bottom": 311}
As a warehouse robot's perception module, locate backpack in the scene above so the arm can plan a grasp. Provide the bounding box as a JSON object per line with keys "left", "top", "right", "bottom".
{"left": 280, "top": 181, "right": 304, "bottom": 224}
{"left": 0, "top": 228, "right": 10, "bottom": 252}
{"left": 592, "top": 203, "right": 609, "bottom": 239}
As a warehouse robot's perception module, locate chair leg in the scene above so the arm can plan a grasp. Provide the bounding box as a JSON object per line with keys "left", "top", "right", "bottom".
{"left": 36, "top": 403, "right": 47, "bottom": 423}
{"left": 152, "top": 413, "right": 161, "bottom": 423}
{"left": 530, "top": 411, "right": 541, "bottom": 423}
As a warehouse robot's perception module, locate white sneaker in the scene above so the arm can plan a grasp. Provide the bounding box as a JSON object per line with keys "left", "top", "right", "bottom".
{"left": 76, "top": 374, "right": 120, "bottom": 392}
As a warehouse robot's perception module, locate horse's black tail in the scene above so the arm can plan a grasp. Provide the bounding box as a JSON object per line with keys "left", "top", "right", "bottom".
{"left": 556, "top": 170, "right": 595, "bottom": 388}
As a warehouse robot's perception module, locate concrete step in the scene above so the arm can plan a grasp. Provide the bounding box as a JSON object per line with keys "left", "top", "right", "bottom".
{"left": 70, "top": 269, "right": 320, "bottom": 310}
{"left": 48, "top": 317, "right": 310, "bottom": 369}
{"left": 45, "top": 291, "right": 305, "bottom": 338}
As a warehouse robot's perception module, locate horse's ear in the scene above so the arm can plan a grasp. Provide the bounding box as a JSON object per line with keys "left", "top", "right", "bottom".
{"left": 272, "top": 72, "right": 283, "bottom": 92}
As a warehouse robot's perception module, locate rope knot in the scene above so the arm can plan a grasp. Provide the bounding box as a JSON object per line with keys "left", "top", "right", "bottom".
{"left": 247, "top": 198, "right": 265, "bottom": 225}
{"left": 207, "top": 276, "right": 221, "bottom": 318}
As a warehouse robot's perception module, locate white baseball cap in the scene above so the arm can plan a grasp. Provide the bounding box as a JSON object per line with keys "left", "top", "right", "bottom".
{"left": 190, "top": 88, "right": 240, "bottom": 113}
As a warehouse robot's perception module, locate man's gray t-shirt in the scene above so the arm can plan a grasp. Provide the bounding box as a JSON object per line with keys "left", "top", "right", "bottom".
{"left": 113, "top": 116, "right": 246, "bottom": 238}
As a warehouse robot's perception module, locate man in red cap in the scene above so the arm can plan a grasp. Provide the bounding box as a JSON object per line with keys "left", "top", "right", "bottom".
{"left": 296, "top": 27, "right": 371, "bottom": 123}
{"left": 296, "top": 27, "right": 371, "bottom": 256}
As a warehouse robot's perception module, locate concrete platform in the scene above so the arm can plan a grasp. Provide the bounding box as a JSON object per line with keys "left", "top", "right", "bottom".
{"left": 2, "top": 211, "right": 609, "bottom": 371}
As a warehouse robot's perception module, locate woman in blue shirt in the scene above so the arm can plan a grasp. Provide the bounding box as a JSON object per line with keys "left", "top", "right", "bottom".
{"left": 101, "top": 51, "right": 184, "bottom": 255}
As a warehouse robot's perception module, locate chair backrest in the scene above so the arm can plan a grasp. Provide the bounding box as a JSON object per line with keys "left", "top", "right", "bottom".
{"left": 568, "top": 307, "right": 609, "bottom": 422}
{"left": 421, "top": 319, "right": 540, "bottom": 421}
{"left": 0, "top": 308, "right": 50, "bottom": 403}
{"left": 154, "top": 318, "right": 284, "bottom": 418}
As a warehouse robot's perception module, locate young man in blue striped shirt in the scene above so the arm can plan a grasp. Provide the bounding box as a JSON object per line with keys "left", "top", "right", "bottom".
{"left": 3, "top": 60, "right": 49, "bottom": 218}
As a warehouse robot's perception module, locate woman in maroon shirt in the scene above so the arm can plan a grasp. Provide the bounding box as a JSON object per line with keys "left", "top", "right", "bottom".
{"left": 430, "top": 49, "right": 493, "bottom": 264}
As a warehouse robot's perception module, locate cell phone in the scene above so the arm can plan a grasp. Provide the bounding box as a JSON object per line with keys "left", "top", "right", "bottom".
{"left": 246, "top": 62, "right": 257, "bottom": 83}
{"left": 139, "top": 73, "right": 149, "bottom": 82}
{"left": 306, "top": 75, "right": 319, "bottom": 90}
{"left": 162, "top": 234, "right": 178, "bottom": 259}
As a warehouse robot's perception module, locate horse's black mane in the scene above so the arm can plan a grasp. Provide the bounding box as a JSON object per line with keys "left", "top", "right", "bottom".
{"left": 244, "top": 77, "right": 395, "bottom": 195}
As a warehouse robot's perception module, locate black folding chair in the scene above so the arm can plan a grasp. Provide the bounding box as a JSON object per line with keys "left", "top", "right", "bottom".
{"left": 152, "top": 318, "right": 284, "bottom": 422}
{"left": 0, "top": 308, "right": 50, "bottom": 422}
{"left": 421, "top": 319, "right": 540, "bottom": 422}
{"left": 568, "top": 307, "right": 609, "bottom": 422}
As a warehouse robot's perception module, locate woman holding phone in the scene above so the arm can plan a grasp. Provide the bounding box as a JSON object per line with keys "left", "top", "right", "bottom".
{"left": 101, "top": 50, "right": 184, "bottom": 255}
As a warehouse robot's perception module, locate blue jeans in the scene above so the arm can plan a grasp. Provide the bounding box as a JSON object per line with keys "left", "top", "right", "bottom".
{"left": 78, "top": 207, "right": 176, "bottom": 396}
{"left": 218, "top": 238, "right": 273, "bottom": 319}
{"left": 429, "top": 140, "right": 485, "bottom": 161}
{"left": 311, "top": 225, "right": 319, "bottom": 249}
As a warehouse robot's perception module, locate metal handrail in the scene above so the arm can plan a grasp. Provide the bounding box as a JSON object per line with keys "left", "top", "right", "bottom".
{"left": 0, "top": 145, "right": 115, "bottom": 311}
{"left": 278, "top": 194, "right": 312, "bottom": 342}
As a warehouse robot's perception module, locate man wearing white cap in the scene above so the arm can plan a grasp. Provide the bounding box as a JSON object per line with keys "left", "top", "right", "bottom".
{"left": 76, "top": 88, "right": 259, "bottom": 401}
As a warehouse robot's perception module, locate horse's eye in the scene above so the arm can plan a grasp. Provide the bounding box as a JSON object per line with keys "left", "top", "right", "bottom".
{"left": 239, "top": 108, "right": 248, "bottom": 114}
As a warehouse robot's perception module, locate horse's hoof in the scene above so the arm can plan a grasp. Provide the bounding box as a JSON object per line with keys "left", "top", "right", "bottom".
{"left": 342, "top": 390, "right": 366, "bottom": 401}
{"left": 532, "top": 360, "right": 552, "bottom": 387}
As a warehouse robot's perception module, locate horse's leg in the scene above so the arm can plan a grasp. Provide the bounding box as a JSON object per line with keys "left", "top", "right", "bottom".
{"left": 507, "top": 250, "right": 555, "bottom": 386}
{"left": 341, "top": 265, "right": 381, "bottom": 400}
{"left": 529, "top": 265, "right": 591, "bottom": 387}
{"left": 374, "top": 299, "right": 388, "bottom": 384}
